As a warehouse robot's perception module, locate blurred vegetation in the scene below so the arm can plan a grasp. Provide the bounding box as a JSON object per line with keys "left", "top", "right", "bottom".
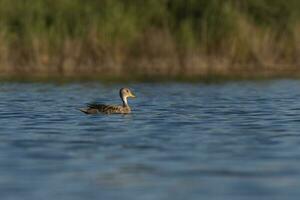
{"left": 0, "top": 0, "right": 299, "bottom": 78}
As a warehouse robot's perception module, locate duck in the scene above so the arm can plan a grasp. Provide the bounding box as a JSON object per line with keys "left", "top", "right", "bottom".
{"left": 79, "top": 88, "right": 136, "bottom": 114}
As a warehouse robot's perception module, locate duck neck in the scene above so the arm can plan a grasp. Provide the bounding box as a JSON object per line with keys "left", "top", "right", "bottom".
{"left": 122, "top": 96, "right": 129, "bottom": 107}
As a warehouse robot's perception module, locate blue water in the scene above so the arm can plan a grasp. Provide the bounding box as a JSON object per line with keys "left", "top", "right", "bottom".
{"left": 1, "top": 80, "right": 300, "bottom": 200}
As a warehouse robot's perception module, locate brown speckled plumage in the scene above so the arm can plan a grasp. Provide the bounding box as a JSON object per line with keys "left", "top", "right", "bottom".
{"left": 80, "top": 88, "right": 135, "bottom": 114}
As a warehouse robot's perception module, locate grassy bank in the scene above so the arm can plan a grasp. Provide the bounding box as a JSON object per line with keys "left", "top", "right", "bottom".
{"left": 0, "top": 0, "right": 299, "bottom": 79}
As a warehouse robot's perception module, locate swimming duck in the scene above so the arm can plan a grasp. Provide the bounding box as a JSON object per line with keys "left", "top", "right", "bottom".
{"left": 80, "top": 88, "right": 136, "bottom": 114}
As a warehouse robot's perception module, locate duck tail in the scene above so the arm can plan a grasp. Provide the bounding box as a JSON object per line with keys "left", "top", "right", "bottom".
{"left": 79, "top": 108, "right": 89, "bottom": 114}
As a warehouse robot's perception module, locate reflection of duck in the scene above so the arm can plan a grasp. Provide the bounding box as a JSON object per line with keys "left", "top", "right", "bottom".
{"left": 80, "top": 88, "right": 136, "bottom": 114}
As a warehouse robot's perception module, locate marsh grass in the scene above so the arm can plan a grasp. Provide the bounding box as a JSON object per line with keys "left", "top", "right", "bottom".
{"left": 0, "top": 0, "right": 299, "bottom": 79}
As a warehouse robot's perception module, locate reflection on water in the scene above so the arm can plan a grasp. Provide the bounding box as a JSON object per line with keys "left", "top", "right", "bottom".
{"left": 0, "top": 80, "right": 300, "bottom": 199}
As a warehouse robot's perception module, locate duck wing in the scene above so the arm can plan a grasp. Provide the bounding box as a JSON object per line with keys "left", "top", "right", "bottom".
{"left": 80, "top": 103, "right": 124, "bottom": 114}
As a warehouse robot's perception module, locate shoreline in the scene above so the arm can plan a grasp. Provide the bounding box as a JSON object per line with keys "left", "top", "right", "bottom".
{"left": 0, "top": 65, "right": 299, "bottom": 83}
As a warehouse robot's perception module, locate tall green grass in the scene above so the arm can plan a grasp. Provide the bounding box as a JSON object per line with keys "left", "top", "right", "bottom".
{"left": 0, "top": 0, "right": 299, "bottom": 77}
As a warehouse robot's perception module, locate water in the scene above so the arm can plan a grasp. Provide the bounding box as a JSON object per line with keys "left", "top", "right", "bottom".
{"left": 0, "top": 80, "right": 300, "bottom": 200}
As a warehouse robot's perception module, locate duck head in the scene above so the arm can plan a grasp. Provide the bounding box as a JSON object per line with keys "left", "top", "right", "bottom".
{"left": 120, "top": 88, "right": 136, "bottom": 106}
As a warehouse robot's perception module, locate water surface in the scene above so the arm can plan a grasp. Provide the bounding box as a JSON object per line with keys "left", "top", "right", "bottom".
{"left": 0, "top": 80, "right": 300, "bottom": 200}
